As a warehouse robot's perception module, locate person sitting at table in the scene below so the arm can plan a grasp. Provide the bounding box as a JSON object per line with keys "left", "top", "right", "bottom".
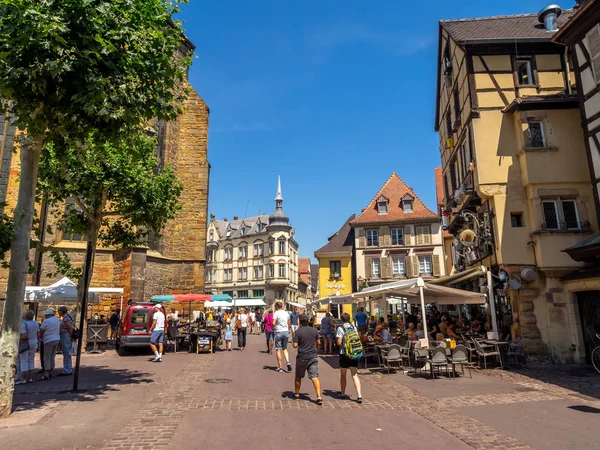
{"left": 415, "top": 322, "right": 425, "bottom": 339}
{"left": 374, "top": 323, "right": 392, "bottom": 344}
{"left": 439, "top": 317, "right": 449, "bottom": 335}
{"left": 446, "top": 323, "right": 460, "bottom": 340}
{"left": 404, "top": 322, "right": 417, "bottom": 340}
{"left": 428, "top": 324, "right": 439, "bottom": 340}
{"left": 369, "top": 316, "right": 377, "bottom": 330}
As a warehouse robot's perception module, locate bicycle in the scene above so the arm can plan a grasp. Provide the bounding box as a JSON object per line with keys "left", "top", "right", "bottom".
{"left": 593, "top": 333, "right": 600, "bottom": 374}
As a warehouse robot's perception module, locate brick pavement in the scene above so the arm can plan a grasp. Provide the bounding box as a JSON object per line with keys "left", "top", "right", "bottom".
{"left": 5, "top": 334, "right": 600, "bottom": 450}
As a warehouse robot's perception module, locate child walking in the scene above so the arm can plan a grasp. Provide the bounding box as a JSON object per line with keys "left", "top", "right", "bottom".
{"left": 224, "top": 318, "right": 233, "bottom": 351}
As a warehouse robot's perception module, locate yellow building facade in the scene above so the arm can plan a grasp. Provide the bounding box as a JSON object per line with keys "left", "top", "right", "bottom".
{"left": 434, "top": 10, "right": 595, "bottom": 363}
{"left": 314, "top": 215, "right": 355, "bottom": 316}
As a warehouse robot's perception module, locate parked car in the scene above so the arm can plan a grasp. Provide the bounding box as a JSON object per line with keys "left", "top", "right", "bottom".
{"left": 115, "top": 302, "right": 164, "bottom": 356}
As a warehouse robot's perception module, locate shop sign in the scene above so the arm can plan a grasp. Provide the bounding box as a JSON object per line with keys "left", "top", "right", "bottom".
{"left": 459, "top": 229, "right": 477, "bottom": 247}
{"left": 326, "top": 283, "right": 346, "bottom": 290}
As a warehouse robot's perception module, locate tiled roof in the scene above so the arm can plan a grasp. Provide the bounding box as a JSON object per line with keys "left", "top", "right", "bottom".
{"left": 213, "top": 214, "right": 270, "bottom": 239}
{"left": 310, "top": 264, "right": 319, "bottom": 290}
{"left": 298, "top": 258, "right": 311, "bottom": 275}
{"left": 314, "top": 215, "right": 356, "bottom": 255}
{"left": 441, "top": 11, "right": 572, "bottom": 43}
{"left": 351, "top": 173, "right": 438, "bottom": 224}
{"left": 434, "top": 167, "right": 444, "bottom": 207}
{"left": 299, "top": 273, "right": 310, "bottom": 285}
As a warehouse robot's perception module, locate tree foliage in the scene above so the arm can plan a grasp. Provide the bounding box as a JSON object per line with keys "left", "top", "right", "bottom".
{"left": 39, "top": 129, "right": 183, "bottom": 258}
{"left": 0, "top": 0, "right": 191, "bottom": 139}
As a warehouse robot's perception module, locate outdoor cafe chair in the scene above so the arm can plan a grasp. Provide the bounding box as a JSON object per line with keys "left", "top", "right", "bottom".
{"left": 507, "top": 341, "right": 527, "bottom": 368}
{"left": 430, "top": 346, "right": 450, "bottom": 380}
{"left": 361, "top": 343, "right": 379, "bottom": 369}
{"left": 398, "top": 335, "right": 408, "bottom": 347}
{"left": 473, "top": 338, "right": 502, "bottom": 369}
{"left": 463, "top": 336, "right": 479, "bottom": 363}
{"left": 165, "top": 326, "right": 178, "bottom": 353}
{"left": 382, "top": 344, "right": 403, "bottom": 374}
{"left": 448, "top": 344, "right": 472, "bottom": 379}
{"left": 412, "top": 344, "right": 429, "bottom": 376}
{"left": 400, "top": 339, "right": 411, "bottom": 369}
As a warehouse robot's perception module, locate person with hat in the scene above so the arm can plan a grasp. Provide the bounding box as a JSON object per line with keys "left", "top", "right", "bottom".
{"left": 149, "top": 304, "right": 166, "bottom": 362}
{"left": 39, "top": 309, "right": 60, "bottom": 380}
{"left": 224, "top": 318, "right": 233, "bottom": 351}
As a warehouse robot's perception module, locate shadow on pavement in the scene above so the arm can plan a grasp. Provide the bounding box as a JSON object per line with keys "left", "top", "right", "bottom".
{"left": 508, "top": 364, "right": 600, "bottom": 400}
{"left": 262, "top": 365, "right": 280, "bottom": 371}
{"left": 568, "top": 405, "right": 600, "bottom": 414}
{"left": 12, "top": 364, "right": 154, "bottom": 413}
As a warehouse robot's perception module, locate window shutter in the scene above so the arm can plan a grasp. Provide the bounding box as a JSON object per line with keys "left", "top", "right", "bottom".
{"left": 404, "top": 227, "right": 411, "bottom": 246}
{"left": 382, "top": 257, "right": 392, "bottom": 279}
{"left": 410, "top": 255, "right": 419, "bottom": 277}
{"left": 416, "top": 227, "right": 424, "bottom": 246}
{"left": 365, "top": 257, "right": 372, "bottom": 278}
{"left": 380, "top": 227, "right": 391, "bottom": 247}
{"left": 358, "top": 228, "right": 366, "bottom": 248}
{"left": 423, "top": 226, "right": 432, "bottom": 245}
{"left": 404, "top": 258, "right": 411, "bottom": 278}
{"left": 433, "top": 255, "right": 441, "bottom": 277}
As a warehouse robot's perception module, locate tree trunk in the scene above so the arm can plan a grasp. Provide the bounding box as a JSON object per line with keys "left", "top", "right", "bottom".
{"left": 73, "top": 219, "right": 100, "bottom": 391}
{"left": 0, "top": 134, "right": 44, "bottom": 418}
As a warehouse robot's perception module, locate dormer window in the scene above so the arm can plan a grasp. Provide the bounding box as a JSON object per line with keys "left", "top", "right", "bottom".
{"left": 257, "top": 223, "right": 263, "bottom": 232}
{"left": 226, "top": 229, "right": 232, "bottom": 238}
{"left": 377, "top": 196, "right": 388, "bottom": 215}
{"left": 402, "top": 197, "right": 414, "bottom": 213}
{"left": 209, "top": 231, "right": 214, "bottom": 242}
{"left": 241, "top": 226, "right": 246, "bottom": 236}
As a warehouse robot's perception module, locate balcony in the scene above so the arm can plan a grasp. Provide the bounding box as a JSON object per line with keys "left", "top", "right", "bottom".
{"left": 267, "top": 278, "right": 291, "bottom": 287}
{"left": 206, "top": 240, "right": 218, "bottom": 249}
{"left": 536, "top": 221, "right": 591, "bottom": 234}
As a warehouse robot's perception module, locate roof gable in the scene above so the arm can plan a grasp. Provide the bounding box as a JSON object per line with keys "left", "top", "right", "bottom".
{"left": 351, "top": 173, "right": 437, "bottom": 224}
{"left": 315, "top": 215, "right": 356, "bottom": 255}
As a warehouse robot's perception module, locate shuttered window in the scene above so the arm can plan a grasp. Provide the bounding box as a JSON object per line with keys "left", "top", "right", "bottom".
{"left": 416, "top": 225, "right": 431, "bottom": 245}
{"left": 392, "top": 257, "right": 406, "bottom": 276}
{"left": 371, "top": 258, "right": 381, "bottom": 277}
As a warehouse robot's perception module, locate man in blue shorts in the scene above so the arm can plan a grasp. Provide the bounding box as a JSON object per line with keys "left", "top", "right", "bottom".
{"left": 149, "top": 304, "right": 166, "bottom": 362}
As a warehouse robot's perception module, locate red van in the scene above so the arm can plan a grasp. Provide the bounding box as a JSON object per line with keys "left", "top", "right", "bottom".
{"left": 115, "top": 302, "right": 165, "bottom": 356}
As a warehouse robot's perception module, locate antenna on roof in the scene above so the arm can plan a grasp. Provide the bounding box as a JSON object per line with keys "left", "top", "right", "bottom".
{"left": 244, "top": 199, "right": 249, "bottom": 217}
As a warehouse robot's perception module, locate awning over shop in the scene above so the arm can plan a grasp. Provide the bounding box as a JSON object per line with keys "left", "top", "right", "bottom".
{"left": 205, "top": 297, "right": 265, "bottom": 308}
{"left": 151, "top": 294, "right": 213, "bottom": 303}
{"left": 310, "top": 294, "right": 354, "bottom": 307}
{"left": 428, "top": 266, "right": 485, "bottom": 286}
{"left": 352, "top": 278, "right": 486, "bottom": 305}
{"left": 286, "top": 301, "right": 306, "bottom": 308}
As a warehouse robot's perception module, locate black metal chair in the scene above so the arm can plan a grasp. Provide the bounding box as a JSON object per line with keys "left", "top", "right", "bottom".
{"left": 382, "top": 344, "right": 403, "bottom": 374}
{"left": 430, "top": 346, "right": 450, "bottom": 380}
{"left": 474, "top": 339, "right": 502, "bottom": 369}
{"left": 165, "top": 326, "right": 178, "bottom": 353}
{"left": 448, "top": 344, "right": 472, "bottom": 378}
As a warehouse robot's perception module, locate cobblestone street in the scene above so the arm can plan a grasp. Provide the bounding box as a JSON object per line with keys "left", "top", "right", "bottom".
{"left": 2, "top": 334, "right": 599, "bottom": 450}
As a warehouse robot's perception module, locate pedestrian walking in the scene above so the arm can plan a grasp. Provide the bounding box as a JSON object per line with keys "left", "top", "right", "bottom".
{"left": 15, "top": 310, "right": 40, "bottom": 385}
{"left": 263, "top": 308, "right": 274, "bottom": 354}
{"left": 235, "top": 308, "right": 249, "bottom": 350}
{"left": 149, "top": 304, "right": 166, "bottom": 362}
{"left": 39, "top": 309, "right": 60, "bottom": 380}
{"left": 249, "top": 309, "right": 256, "bottom": 334}
{"left": 320, "top": 312, "right": 334, "bottom": 354}
{"left": 255, "top": 309, "right": 263, "bottom": 334}
{"left": 273, "top": 301, "right": 292, "bottom": 373}
{"left": 57, "top": 306, "right": 74, "bottom": 376}
{"left": 290, "top": 308, "right": 299, "bottom": 337}
{"left": 108, "top": 309, "right": 120, "bottom": 342}
{"left": 224, "top": 318, "right": 233, "bottom": 351}
{"left": 336, "top": 312, "right": 363, "bottom": 403}
{"left": 292, "top": 314, "right": 322, "bottom": 404}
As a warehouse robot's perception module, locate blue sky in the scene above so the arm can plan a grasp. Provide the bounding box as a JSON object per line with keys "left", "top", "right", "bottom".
{"left": 179, "top": 0, "right": 559, "bottom": 260}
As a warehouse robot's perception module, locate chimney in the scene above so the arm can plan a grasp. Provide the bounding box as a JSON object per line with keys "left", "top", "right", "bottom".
{"left": 537, "top": 5, "right": 562, "bottom": 32}
{"left": 233, "top": 216, "right": 239, "bottom": 221}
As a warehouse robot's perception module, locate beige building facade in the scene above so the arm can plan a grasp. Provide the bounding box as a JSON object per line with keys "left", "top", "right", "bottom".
{"left": 435, "top": 7, "right": 597, "bottom": 362}
{"left": 352, "top": 173, "right": 446, "bottom": 288}
{"left": 204, "top": 177, "right": 299, "bottom": 306}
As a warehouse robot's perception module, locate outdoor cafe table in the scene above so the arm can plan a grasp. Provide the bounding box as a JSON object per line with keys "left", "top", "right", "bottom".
{"left": 483, "top": 339, "right": 509, "bottom": 367}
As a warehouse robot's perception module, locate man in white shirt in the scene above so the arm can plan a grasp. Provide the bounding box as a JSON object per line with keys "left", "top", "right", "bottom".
{"left": 272, "top": 300, "right": 292, "bottom": 373}
{"left": 149, "top": 304, "right": 166, "bottom": 362}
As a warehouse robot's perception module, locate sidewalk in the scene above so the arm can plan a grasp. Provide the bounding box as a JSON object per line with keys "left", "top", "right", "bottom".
{"left": 2, "top": 333, "right": 599, "bottom": 449}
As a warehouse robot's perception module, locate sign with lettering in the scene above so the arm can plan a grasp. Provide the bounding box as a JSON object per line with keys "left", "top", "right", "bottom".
{"left": 459, "top": 229, "right": 477, "bottom": 247}
{"left": 326, "top": 283, "right": 346, "bottom": 290}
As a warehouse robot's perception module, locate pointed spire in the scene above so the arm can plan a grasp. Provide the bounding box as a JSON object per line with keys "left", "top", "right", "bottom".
{"left": 275, "top": 174, "right": 283, "bottom": 202}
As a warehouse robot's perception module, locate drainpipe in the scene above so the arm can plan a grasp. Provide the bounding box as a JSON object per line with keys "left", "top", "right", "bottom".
{"left": 485, "top": 267, "right": 499, "bottom": 335}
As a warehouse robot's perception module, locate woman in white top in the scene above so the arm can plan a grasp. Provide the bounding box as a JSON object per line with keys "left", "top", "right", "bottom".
{"left": 234, "top": 308, "right": 250, "bottom": 350}
{"left": 16, "top": 310, "right": 40, "bottom": 384}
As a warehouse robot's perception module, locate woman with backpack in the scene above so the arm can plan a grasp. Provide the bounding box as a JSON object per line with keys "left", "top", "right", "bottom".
{"left": 57, "top": 306, "right": 75, "bottom": 376}
{"left": 336, "top": 312, "right": 363, "bottom": 403}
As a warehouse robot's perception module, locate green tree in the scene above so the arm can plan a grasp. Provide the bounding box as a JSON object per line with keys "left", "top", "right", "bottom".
{"left": 39, "top": 129, "right": 182, "bottom": 305}
{"left": 0, "top": 0, "right": 191, "bottom": 416}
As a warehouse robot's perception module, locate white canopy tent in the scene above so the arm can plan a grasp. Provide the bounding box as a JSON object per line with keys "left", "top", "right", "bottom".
{"left": 286, "top": 301, "right": 306, "bottom": 309}
{"left": 352, "top": 277, "right": 487, "bottom": 344}
{"left": 25, "top": 277, "right": 125, "bottom": 310}
{"left": 309, "top": 293, "right": 354, "bottom": 307}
